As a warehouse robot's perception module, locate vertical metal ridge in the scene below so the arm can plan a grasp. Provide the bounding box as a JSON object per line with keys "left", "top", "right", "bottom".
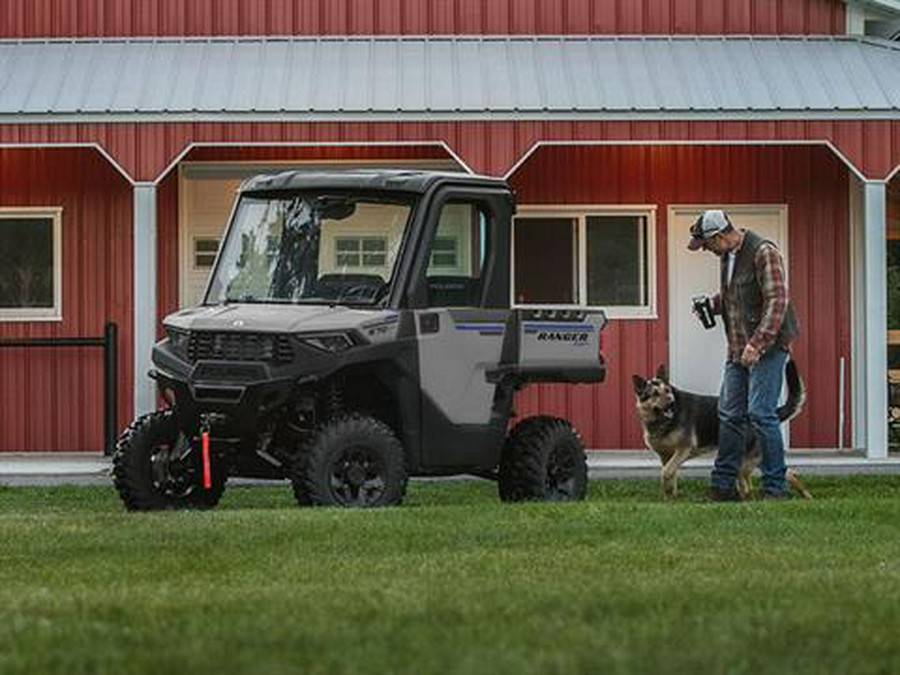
{"left": 0, "top": 0, "right": 855, "bottom": 38}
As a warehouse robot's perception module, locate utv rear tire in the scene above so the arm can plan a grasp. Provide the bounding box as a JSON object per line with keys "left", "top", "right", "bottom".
{"left": 113, "top": 410, "right": 226, "bottom": 511}
{"left": 293, "top": 414, "right": 407, "bottom": 508}
{"left": 498, "top": 416, "right": 588, "bottom": 502}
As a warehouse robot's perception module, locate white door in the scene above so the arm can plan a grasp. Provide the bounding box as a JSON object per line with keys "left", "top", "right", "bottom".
{"left": 668, "top": 206, "right": 788, "bottom": 395}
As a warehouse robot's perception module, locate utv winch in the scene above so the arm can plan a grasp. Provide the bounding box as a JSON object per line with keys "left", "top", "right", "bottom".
{"left": 113, "top": 170, "right": 607, "bottom": 510}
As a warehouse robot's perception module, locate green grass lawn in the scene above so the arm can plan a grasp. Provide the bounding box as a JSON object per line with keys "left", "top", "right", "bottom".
{"left": 0, "top": 476, "right": 898, "bottom": 675}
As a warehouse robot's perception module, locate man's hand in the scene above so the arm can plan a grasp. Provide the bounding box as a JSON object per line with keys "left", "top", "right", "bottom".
{"left": 740, "top": 343, "right": 760, "bottom": 367}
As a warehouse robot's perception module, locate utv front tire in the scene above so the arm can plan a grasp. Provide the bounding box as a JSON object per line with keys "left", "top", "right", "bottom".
{"left": 293, "top": 415, "right": 407, "bottom": 508}
{"left": 113, "top": 410, "right": 225, "bottom": 511}
{"left": 498, "top": 416, "right": 588, "bottom": 502}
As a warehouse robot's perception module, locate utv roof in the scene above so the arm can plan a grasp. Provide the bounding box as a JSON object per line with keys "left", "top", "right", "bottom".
{"left": 239, "top": 169, "right": 508, "bottom": 195}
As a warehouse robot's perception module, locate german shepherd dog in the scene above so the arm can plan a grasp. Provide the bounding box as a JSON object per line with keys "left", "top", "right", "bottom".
{"left": 631, "top": 362, "right": 812, "bottom": 500}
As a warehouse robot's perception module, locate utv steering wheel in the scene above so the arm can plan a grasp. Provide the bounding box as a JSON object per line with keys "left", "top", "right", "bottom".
{"left": 338, "top": 280, "right": 387, "bottom": 303}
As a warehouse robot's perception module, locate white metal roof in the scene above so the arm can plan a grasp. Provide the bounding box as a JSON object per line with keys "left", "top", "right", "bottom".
{"left": 1, "top": 35, "right": 899, "bottom": 122}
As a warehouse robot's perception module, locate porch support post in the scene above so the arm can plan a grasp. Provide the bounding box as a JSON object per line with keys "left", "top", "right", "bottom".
{"left": 133, "top": 182, "right": 158, "bottom": 416}
{"left": 862, "top": 180, "right": 889, "bottom": 459}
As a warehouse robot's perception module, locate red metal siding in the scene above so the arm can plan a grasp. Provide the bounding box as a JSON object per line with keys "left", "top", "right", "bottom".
{"left": 183, "top": 144, "right": 455, "bottom": 164}
{"left": 509, "top": 144, "right": 851, "bottom": 449}
{"left": 0, "top": 0, "right": 846, "bottom": 38}
{"left": 0, "top": 148, "right": 133, "bottom": 452}
{"left": 0, "top": 134, "right": 872, "bottom": 451}
{"left": 156, "top": 170, "right": 179, "bottom": 337}
{"left": 1, "top": 121, "right": 898, "bottom": 184}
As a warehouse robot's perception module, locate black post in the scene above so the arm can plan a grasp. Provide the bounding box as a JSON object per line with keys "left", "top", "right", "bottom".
{"left": 103, "top": 322, "right": 118, "bottom": 456}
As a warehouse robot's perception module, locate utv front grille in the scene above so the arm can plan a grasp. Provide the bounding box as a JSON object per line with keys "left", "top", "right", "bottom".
{"left": 187, "top": 331, "right": 294, "bottom": 364}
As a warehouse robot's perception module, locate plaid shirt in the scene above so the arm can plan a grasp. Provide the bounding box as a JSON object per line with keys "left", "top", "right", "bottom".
{"left": 712, "top": 237, "right": 789, "bottom": 362}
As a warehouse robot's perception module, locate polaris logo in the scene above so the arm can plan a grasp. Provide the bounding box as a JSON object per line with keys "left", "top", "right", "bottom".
{"left": 536, "top": 331, "right": 589, "bottom": 343}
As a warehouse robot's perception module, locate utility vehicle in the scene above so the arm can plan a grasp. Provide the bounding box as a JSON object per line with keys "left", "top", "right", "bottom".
{"left": 113, "top": 170, "right": 607, "bottom": 509}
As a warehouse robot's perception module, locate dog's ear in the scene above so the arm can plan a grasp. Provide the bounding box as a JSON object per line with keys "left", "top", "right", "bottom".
{"left": 631, "top": 375, "right": 647, "bottom": 394}
{"left": 655, "top": 364, "right": 668, "bottom": 382}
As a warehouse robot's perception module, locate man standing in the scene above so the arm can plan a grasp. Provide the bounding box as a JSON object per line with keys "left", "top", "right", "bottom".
{"left": 688, "top": 210, "right": 800, "bottom": 501}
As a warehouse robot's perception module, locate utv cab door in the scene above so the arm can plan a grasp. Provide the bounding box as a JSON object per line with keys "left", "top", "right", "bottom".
{"left": 410, "top": 188, "right": 514, "bottom": 471}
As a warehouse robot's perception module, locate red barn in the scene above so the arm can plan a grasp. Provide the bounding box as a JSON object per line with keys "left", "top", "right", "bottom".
{"left": 1, "top": 0, "right": 898, "bottom": 458}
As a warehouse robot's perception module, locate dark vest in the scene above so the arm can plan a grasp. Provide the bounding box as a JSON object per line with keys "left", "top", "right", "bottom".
{"left": 721, "top": 229, "right": 799, "bottom": 350}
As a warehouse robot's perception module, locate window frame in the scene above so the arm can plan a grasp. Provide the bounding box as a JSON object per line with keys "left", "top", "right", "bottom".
{"left": 192, "top": 236, "right": 221, "bottom": 270}
{"left": 0, "top": 207, "right": 63, "bottom": 322}
{"left": 332, "top": 234, "right": 389, "bottom": 270}
{"left": 512, "top": 205, "right": 657, "bottom": 320}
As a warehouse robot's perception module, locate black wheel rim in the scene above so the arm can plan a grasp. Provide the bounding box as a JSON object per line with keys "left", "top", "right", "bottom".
{"left": 545, "top": 443, "right": 579, "bottom": 500}
{"left": 329, "top": 445, "right": 387, "bottom": 506}
{"left": 150, "top": 434, "right": 198, "bottom": 499}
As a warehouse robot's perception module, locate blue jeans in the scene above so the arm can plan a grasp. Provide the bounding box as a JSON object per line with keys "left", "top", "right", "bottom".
{"left": 712, "top": 348, "right": 789, "bottom": 494}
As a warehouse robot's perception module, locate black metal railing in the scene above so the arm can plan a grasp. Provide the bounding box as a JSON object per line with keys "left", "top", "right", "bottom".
{"left": 0, "top": 322, "right": 118, "bottom": 455}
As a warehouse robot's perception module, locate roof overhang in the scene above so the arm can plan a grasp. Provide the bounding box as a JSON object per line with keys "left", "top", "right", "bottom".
{"left": 1, "top": 35, "right": 900, "bottom": 123}
{"left": 849, "top": 0, "right": 900, "bottom": 15}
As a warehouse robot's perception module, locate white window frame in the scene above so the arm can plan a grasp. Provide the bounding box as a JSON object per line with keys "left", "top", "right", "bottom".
{"left": 333, "top": 235, "right": 389, "bottom": 269}
{"left": 192, "top": 236, "right": 221, "bottom": 270}
{"left": 512, "top": 205, "right": 657, "bottom": 320}
{"left": 0, "top": 207, "right": 63, "bottom": 322}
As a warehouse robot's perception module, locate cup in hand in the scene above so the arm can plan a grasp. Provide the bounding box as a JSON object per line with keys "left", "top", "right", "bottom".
{"left": 692, "top": 295, "right": 716, "bottom": 330}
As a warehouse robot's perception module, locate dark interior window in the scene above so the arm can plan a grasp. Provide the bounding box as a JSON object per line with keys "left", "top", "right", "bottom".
{"left": 586, "top": 215, "right": 648, "bottom": 306}
{"left": 513, "top": 217, "right": 575, "bottom": 304}
{"left": 0, "top": 217, "right": 54, "bottom": 309}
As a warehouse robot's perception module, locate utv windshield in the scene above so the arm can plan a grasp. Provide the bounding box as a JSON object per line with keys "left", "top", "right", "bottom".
{"left": 205, "top": 192, "right": 414, "bottom": 306}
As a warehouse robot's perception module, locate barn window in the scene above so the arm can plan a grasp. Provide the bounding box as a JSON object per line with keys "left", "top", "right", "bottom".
{"left": 334, "top": 236, "right": 388, "bottom": 268}
{"left": 0, "top": 208, "right": 63, "bottom": 321}
{"left": 193, "top": 237, "right": 220, "bottom": 269}
{"left": 513, "top": 207, "right": 656, "bottom": 319}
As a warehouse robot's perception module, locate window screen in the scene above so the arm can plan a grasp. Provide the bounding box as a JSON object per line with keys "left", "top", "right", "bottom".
{"left": 193, "top": 238, "right": 220, "bottom": 269}
{"left": 586, "top": 215, "right": 649, "bottom": 307}
{"left": 0, "top": 216, "right": 57, "bottom": 313}
{"left": 513, "top": 217, "right": 575, "bottom": 304}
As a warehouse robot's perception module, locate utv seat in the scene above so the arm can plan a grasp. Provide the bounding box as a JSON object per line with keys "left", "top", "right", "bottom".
{"left": 426, "top": 275, "right": 481, "bottom": 307}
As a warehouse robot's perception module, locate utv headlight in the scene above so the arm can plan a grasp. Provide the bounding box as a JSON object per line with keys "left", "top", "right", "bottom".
{"left": 165, "top": 327, "right": 190, "bottom": 359}
{"left": 298, "top": 332, "right": 357, "bottom": 354}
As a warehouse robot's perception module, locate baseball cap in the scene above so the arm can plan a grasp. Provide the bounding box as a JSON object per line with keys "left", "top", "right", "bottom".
{"left": 687, "top": 210, "right": 733, "bottom": 251}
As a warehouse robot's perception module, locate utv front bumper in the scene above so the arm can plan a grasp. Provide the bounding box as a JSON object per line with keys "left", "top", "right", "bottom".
{"left": 151, "top": 365, "right": 298, "bottom": 437}
{"left": 150, "top": 337, "right": 321, "bottom": 437}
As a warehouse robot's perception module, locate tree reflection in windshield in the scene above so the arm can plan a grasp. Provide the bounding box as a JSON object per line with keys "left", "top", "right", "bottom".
{"left": 270, "top": 197, "right": 319, "bottom": 300}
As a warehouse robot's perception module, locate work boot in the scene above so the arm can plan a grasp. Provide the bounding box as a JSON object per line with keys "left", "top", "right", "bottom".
{"left": 708, "top": 486, "right": 742, "bottom": 502}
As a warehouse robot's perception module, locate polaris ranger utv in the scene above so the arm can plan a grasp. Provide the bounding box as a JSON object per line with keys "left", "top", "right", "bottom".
{"left": 114, "top": 170, "right": 606, "bottom": 510}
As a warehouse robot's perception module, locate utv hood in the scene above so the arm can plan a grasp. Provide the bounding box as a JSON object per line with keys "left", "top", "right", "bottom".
{"left": 164, "top": 303, "right": 389, "bottom": 335}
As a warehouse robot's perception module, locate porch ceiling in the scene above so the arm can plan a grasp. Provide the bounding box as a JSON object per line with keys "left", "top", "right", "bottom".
{"left": 2, "top": 35, "right": 900, "bottom": 122}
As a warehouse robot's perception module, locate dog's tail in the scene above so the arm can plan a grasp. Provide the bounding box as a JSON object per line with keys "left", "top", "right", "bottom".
{"left": 777, "top": 359, "right": 806, "bottom": 422}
